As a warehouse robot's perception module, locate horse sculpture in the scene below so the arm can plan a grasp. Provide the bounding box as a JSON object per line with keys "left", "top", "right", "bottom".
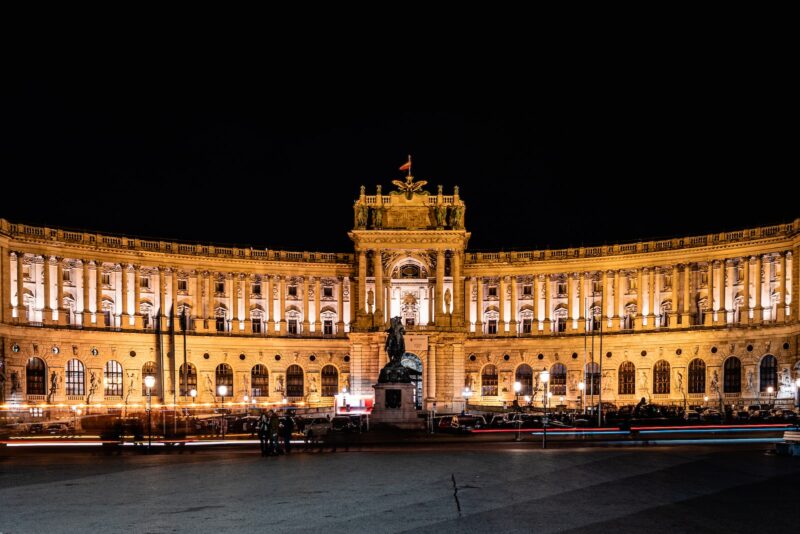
{"left": 378, "top": 317, "right": 416, "bottom": 383}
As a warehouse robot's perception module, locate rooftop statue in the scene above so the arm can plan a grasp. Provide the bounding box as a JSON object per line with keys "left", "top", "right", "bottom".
{"left": 392, "top": 175, "right": 429, "bottom": 200}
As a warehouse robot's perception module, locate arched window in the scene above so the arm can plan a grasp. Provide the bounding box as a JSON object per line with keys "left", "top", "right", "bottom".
{"left": 251, "top": 364, "right": 269, "bottom": 397}
{"left": 759, "top": 355, "right": 777, "bottom": 393}
{"left": 723, "top": 357, "right": 741, "bottom": 393}
{"left": 66, "top": 359, "right": 85, "bottom": 396}
{"left": 104, "top": 360, "right": 123, "bottom": 397}
{"left": 26, "top": 357, "right": 46, "bottom": 395}
{"left": 586, "top": 362, "right": 600, "bottom": 395}
{"left": 321, "top": 365, "right": 338, "bottom": 397}
{"left": 142, "top": 362, "right": 157, "bottom": 396}
{"left": 653, "top": 360, "right": 670, "bottom": 394}
{"left": 515, "top": 364, "right": 533, "bottom": 396}
{"left": 618, "top": 361, "right": 635, "bottom": 395}
{"left": 215, "top": 364, "right": 233, "bottom": 395}
{"left": 286, "top": 365, "right": 304, "bottom": 397}
{"left": 688, "top": 359, "right": 706, "bottom": 394}
{"left": 549, "top": 363, "right": 567, "bottom": 396}
{"left": 481, "top": 365, "right": 498, "bottom": 396}
{"left": 179, "top": 363, "right": 197, "bottom": 397}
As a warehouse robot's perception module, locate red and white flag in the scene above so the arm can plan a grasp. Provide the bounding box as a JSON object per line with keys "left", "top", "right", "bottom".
{"left": 399, "top": 155, "right": 412, "bottom": 172}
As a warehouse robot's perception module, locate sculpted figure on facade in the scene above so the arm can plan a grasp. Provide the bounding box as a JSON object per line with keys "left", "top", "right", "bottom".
{"left": 435, "top": 204, "right": 446, "bottom": 227}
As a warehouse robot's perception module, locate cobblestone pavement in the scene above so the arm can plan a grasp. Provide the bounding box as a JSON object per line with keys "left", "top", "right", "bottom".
{"left": 1, "top": 444, "right": 798, "bottom": 533}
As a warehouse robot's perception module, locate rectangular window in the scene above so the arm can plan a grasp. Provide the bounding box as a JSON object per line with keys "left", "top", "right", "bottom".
{"left": 487, "top": 286, "right": 497, "bottom": 297}
{"left": 323, "top": 286, "right": 333, "bottom": 298}
{"left": 288, "top": 286, "right": 298, "bottom": 297}
{"left": 522, "top": 284, "right": 532, "bottom": 296}
{"left": 101, "top": 273, "right": 111, "bottom": 286}
{"left": 592, "top": 280, "right": 602, "bottom": 294}
{"left": 288, "top": 319, "right": 298, "bottom": 334}
{"left": 736, "top": 265, "right": 744, "bottom": 284}
{"left": 628, "top": 277, "right": 637, "bottom": 292}
{"left": 487, "top": 319, "right": 497, "bottom": 334}
{"left": 23, "top": 266, "right": 31, "bottom": 280}
{"left": 663, "top": 274, "right": 671, "bottom": 290}
{"left": 215, "top": 281, "right": 225, "bottom": 294}
{"left": 522, "top": 318, "right": 532, "bottom": 333}
{"left": 700, "top": 272, "right": 708, "bottom": 287}
{"left": 252, "top": 282, "right": 261, "bottom": 295}
{"left": 557, "top": 282, "right": 567, "bottom": 296}
{"left": 62, "top": 269, "right": 72, "bottom": 283}
{"left": 252, "top": 319, "right": 262, "bottom": 334}
{"left": 140, "top": 276, "right": 150, "bottom": 289}
{"left": 557, "top": 318, "right": 567, "bottom": 333}
{"left": 405, "top": 317, "right": 415, "bottom": 326}
{"left": 104, "top": 310, "right": 112, "bottom": 327}
{"left": 324, "top": 320, "right": 333, "bottom": 335}
{"left": 178, "top": 279, "right": 188, "bottom": 292}
{"left": 216, "top": 316, "right": 226, "bottom": 332}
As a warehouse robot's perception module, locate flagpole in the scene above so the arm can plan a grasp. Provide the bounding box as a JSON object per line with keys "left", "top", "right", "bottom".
{"left": 407, "top": 154, "right": 412, "bottom": 177}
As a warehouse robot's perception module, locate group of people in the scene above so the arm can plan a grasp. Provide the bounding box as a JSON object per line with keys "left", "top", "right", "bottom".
{"left": 256, "top": 410, "right": 295, "bottom": 457}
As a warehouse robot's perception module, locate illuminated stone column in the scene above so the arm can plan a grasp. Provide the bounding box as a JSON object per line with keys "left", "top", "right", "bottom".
{"left": 705, "top": 262, "right": 713, "bottom": 326}
{"left": 120, "top": 263, "right": 130, "bottom": 328}
{"left": 567, "top": 272, "right": 576, "bottom": 331}
{"left": 428, "top": 282, "right": 434, "bottom": 325}
{"left": 315, "top": 276, "right": 322, "bottom": 333}
{"left": 533, "top": 274, "right": 540, "bottom": 332}
{"left": 96, "top": 261, "right": 104, "bottom": 325}
{"left": 715, "top": 261, "right": 726, "bottom": 325}
{"left": 578, "top": 271, "right": 586, "bottom": 332}
{"left": 648, "top": 267, "right": 656, "bottom": 326}
{"left": 82, "top": 259, "right": 92, "bottom": 326}
{"left": 16, "top": 253, "right": 27, "bottom": 321}
{"left": 134, "top": 266, "right": 143, "bottom": 329}
{"left": 725, "top": 259, "right": 734, "bottom": 324}
{"left": 682, "top": 264, "right": 691, "bottom": 326}
{"left": 357, "top": 250, "right": 367, "bottom": 318}
{"left": 374, "top": 251, "right": 384, "bottom": 324}
{"left": 1, "top": 248, "right": 10, "bottom": 323}
{"left": 475, "top": 276, "right": 484, "bottom": 333}
{"left": 231, "top": 272, "right": 240, "bottom": 331}
{"left": 158, "top": 268, "right": 167, "bottom": 327}
{"left": 635, "top": 268, "right": 644, "bottom": 330}
{"left": 43, "top": 256, "right": 52, "bottom": 322}
{"left": 266, "top": 275, "right": 274, "bottom": 333}
{"left": 452, "top": 251, "right": 463, "bottom": 326}
{"left": 753, "top": 255, "right": 763, "bottom": 324}
{"left": 613, "top": 270, "right": 621, "bottom": 330}
{"left": 464, "top": 276, "right": 472, "bottom": 329}
{"left": 601, "top": 270, "right": 609, "bottom": 327}
{"left": 499, "top": 275, "right": 507, "bottom": 334}
{"left": 193, "top": 270, "right": 203, "bottom": 331}
{"left": 777, "top": 252, "right": 787, "bottom": 322}
{"left": 243, "top": 274, "right": 252, "bottom": 332}
{"left": 510, "top": 274, "right": 518, "bottom": 334}
{"left": 207, "top": 272, "right": 216, "bottom": 330}
{"left": 544, "top": 274, "right": 553, "bottom": 333}
{"left": 741, "top": 258, "right": 750, "bottom": 324}
{"left": 170, "top": 269, "right": 178, "bottom": 316}
{"left": 337, "top": 276, "right": 345, "bottom": 336}
{"left": 56, "top": 258, "right": 66, "bottom": 325}
{"left": 302, "top": 276, "right": 310, "bottom": 334}
{"left": 435, "top": 249, "right": 444, "bottom": 324}
{"left": 667, "top": 265, "right": 678, "bottom": 329}
{"left": 427, "top": 344, "right": 437, "bottom": 400}
{"left": 790, "top": 249, "right": 798, "bottom": 321}
{"left": 278, "top": 276, "right": 286, "bottom": 334}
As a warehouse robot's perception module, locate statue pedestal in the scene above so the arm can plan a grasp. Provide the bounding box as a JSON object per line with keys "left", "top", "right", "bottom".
{"left": 371, "top": 383, "right": 423, "bottom": 430}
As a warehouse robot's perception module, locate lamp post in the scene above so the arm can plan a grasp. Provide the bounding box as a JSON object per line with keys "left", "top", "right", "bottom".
{"left": 513, "top": 381, "right": 522, "bottom": 441}
{"left": 189, "top": 388, "right": 197, "bottom": 405}
{"left": 540, "top": 368, "right": 550, "bottom": 449}
{"left": 703, "top": 395, "right": 709, "bottom": 409}
{"left": 144, "top": 374, "right": 156, "bottom": 451}
{"left": 217, "top": 384, "right": 228, "bottom": 439}
{"left": 767, "top": 385, "right": 774, "bottom": 408}
{"left": 578, "top": 381, "right": 585, "bottom": 415}
{"left": 524, "top": 395, "right": 531, "bottom": 412}
{"left": 342, "top": 387, "right": 348, "bottom": 414}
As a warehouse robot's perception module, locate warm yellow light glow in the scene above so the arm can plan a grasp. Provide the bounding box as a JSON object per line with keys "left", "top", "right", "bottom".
{"left": 144, "top": 375, "right": 156, "bottom": 389}
{"left": 513, "top": 381, "right": 522, "bottom": 393}
{"left": 767, "top": 386, "right": 774, "bottom": 394}
{"left": 578, "top": 382, "right": 585, "bottom": 391}
{"left": 189, "top": 388, "right": 197, "bottom": 398}
{"left": 217, "top": 385, "right": 228, "bottom": 397}
{"left": 540, "top": 369, "right": 550, "bottom": 383}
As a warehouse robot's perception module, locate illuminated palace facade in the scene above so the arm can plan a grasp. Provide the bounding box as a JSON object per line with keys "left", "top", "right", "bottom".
{"left": 1, "top": 178, "right": 799, "bottom": 418}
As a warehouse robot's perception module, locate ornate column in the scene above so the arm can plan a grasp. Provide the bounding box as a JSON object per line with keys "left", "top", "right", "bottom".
{"left": 791, "top": 248, "right": 799, "bottom": 322}
{"left": 266, "top": 275, "right": 275, "bottom": 333}
{"left": 670, "top": 265, "right": 680, "bottom": 328}
{"left": 435, "top": 249, "right": 444, "bottom": 325}
{"left": 578, "top": 272, "right": 586, "bottom": 332}
{"left": 170, "top": 269, "right": 178, "bottom": 316}
{"left": 777, "top": 252, "right": 787, "bottom": 322}
{"left": 357, "top": 250, "right": 367, "bottom": 319}
{"left": 427, "top": 344, "right": 437, "bottom": 401}
{"left": 314, "top": 276, "right": 322, "bottom": 333}
{"left": 278, "top": 276, "right": 286, "bottom": 334}
{"left": 753, "top": 255, "right": 763, "bottom": 324}
{"left": 243, "top": 274, "right": 252, "bottom": 332}
{"left": 134, "top": 266, "right": 143, "bottom": 329}
{"left": 231, "top": 272, "right": 240, "bottom": 331}
{"left": 532, "top": 274, "right": 540, "bottom": 332}
{"left": 741, "top": 258, "right": 751, "bottom": 324}
{"left": 613, "top": 270, "right": 621, "bottom": 330}
{"left": 510, "top": 274, "right": 518, "bottom": 334}
{"left": 193, "top": 270, "right": 203, "bottom": 331}
{"left": 464, "top": 275, "right": 472, "bottom": 329}
{"left": 648, "top": 267, "right": 656, "bottom": 326}
{"left": 452, "top": 251, "right": 463, "bottom": 326}
{"left": 567, "top": 272, "right": 576, "bottom": 331}
{"left": 714, "top": 261, "right": 725, "bottom": 325}
{"left": 302, "top": 276, "right": 310, "bottom": 334}
{"left": 725, "top": 259, "right": 734, "bottom": 325}
{"left": 705, "top": 261, "right": 713, "bottom": 326}
{"left": 601, "top": 270, "right": 609, "bottom": 328}
{"left": 120, "top": 263, "right": 130, "bottom": 328}
{"left": 56, "top": 259, "right": 66, "bottom": 325}
{"left": 337, "top": 276, "right": 345, "bottom": 336}
{"left": 82, "top": 259, "right": 92, "bottom": 326}
{"left": 207, "top": 272, "right": 216, "bottom": 330}
{"left": 43, "top": 256, "right": 52, "bottom": 322}
{"left": 158, "top": 268, "right": 167, "bottom": 328}
{"left": 635, "top": 268, "right": 644, "bottom": 330}
{"left": 499, "top": 275, "right": 506, "bottom": 334}
{"left": 475, "top": 276, "right": 484, "bottom": 333}
{"left": 16, "top": 253, "right": 27, "bottom": 322}
{"left": 96, "top": 261, "right": 104, "bottom": 325}
{"left": 544, "top": 274, "right": 553, "bottom": 333}
{"left": 374, "top": 252, "right": 385, "bottom": 324}
{"left": 0, "top": 248, "right": 9, "bottom": 323}
{"left": 682, "top": 264, "right": 691, "bottom": 326}
{"left": 428, "top": 281, "right": 434, "bottom": 325}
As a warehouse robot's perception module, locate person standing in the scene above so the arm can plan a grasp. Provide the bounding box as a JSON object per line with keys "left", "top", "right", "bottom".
{"left": 282, "top": 412, "right": 295, "bottom": 454}
{"left": 269, "top": 410, "right": 281, "bottom": 455}
{"left": 257, "top": 411, "right": 269, "bottom": 457}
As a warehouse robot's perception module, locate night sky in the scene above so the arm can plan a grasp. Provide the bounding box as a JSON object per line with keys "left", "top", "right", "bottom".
{"left": 2, "top": 90, "right": 795, "bottom": 253}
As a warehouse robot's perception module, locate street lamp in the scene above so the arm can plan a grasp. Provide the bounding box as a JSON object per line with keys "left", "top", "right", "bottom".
{"left": 462, "top": 387, "right": 472, "bottom": 413}
{"left": 513, "top": 381, "right": 523, "bottom": 442}
{"left": 767, "top": 385, "right": 774, "bottom": 408}
{"left": 540, "top": 368, "right": 550, "bottom": 449}
{"left": 144, "top": 374, "right": 156, "bottom": 451}
{"left": 578, "top": 381, "right": 585, "bottom": 414}
{"left": 217, "top": 384, "right": 228, "bottom": 439}
{"left": 342, "top": 387, "right": 349, "bottom": 414}
{"left": 523, "top": 395, "right": 531, "bottom": 412}
{"left": 189, "top": 388, "right": 197, "bottom": 405}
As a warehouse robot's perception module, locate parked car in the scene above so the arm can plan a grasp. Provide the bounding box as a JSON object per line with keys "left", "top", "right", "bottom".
{"left": 302, "top": 417, "right": 332, "bottom": 441}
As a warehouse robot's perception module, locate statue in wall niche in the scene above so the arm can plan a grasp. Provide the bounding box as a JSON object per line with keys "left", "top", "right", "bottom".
{"left": 367, "top": 289, "right": 374, "bottom": 309}
{"left": 309, "top": 375, "right": 318, "bottom": 394}
{"left": 276, "top": 375, "right": 284, "bottom": 393}
{"left": 710, "top": 371, "right": 720, "bottom": 395}
{"left": 87, "top": 371, "right": 98, "bottom": 403}
{"left": 746, "top": 370, "right": 755, "bottom": 393}
{"left": 780, "top": 368, "right": 792, "bottom": 392}
{"left": 444, "top": 288, "right": 452, "bottom": 313}
{"left": 10, "top": 371, "right": 20, "bottom": 396}
{"left": 435, "top": 204, "right": 446, "bottom": 227}
{"left": 371, "top": 206, "right": 383, "bottom": 229}
{"left": 676, "top": 370, "right": 684, "bottom": 393}
{"left": 449, "top": 204, "right": 464, "bottom": 228}
{"left": 355, "top": 203, "right": 367, "bottom": 229}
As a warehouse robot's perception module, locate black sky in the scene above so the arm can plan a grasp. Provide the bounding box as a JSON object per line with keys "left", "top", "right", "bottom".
{"left": 1, "top": 86, "right": 795, "bottom": 253}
